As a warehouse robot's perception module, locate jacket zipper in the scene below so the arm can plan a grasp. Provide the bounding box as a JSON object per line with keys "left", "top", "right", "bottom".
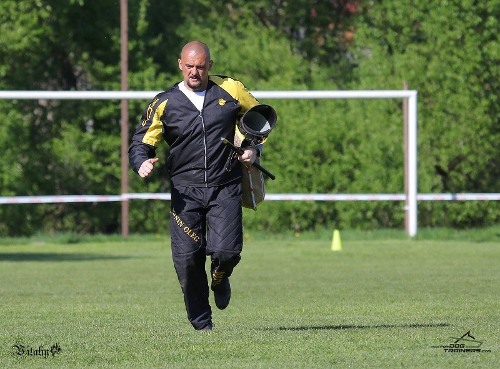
{"left": 200, "top": 111, "right": 208, "bottom": 187}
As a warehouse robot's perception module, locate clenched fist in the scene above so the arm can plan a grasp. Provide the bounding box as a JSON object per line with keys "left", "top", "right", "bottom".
{"left": 138, "top": 158, "right": 159, "bottom": 178}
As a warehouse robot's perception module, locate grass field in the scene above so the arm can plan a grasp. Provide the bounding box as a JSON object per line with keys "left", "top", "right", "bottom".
{"left": 1, "top": 229, "right": 499, "bottom": 368}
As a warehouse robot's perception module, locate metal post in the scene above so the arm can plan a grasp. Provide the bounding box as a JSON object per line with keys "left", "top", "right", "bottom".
{"left": 120, "top": 0, "right": 129, "bottom": 237}
{"left": 403, "top": 81, "right": 409, "bottom": 235}
{"left": 407, "top": 91, "right": 418, "bottom": 237}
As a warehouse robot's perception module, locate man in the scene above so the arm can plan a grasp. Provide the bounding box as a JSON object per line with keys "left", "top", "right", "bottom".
{"left": 129, "top": 41, "right": 260, "bottom": 331}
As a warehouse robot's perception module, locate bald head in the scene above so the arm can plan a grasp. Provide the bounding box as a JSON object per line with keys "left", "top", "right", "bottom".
{"left": 178, "top": 41, "right": 213, "bottom": 92}
{"left": 181, "top": 41, "right": 211, "bottom": 60}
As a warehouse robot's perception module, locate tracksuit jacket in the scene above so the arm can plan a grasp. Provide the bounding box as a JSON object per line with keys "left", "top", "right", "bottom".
{"left": 128, "top": 75, "right": 259, "bottom": 187}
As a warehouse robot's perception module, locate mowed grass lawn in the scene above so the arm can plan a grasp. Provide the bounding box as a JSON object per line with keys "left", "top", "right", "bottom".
{"left": 0, "top": 230, "right": 499, "bottom": 368}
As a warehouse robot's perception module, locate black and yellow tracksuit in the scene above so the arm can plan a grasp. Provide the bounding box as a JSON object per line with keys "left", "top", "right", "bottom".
{"left": 129, "top": 75, "right": 259, "bottom": 330}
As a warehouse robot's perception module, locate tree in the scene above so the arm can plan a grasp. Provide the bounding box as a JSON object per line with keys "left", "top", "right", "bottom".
{"left": 0, "top": 0, "right": 180, "bottom": 235}
{"left": 351, "top": 0, "right": 500, "bottom": 227}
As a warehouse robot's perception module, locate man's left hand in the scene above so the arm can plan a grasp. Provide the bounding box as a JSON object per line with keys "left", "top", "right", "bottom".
{"left": 237, "top": 147, "right": 257, "bottom": 165}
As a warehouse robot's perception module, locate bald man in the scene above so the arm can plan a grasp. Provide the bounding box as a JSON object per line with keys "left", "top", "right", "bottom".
{"left": 129, "top": 41, "right": 260, "bottom": 331}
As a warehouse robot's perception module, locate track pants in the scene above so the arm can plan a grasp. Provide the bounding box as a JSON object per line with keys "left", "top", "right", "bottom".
{"left": 170, "top": 180, "right": 243, "bottom": 329}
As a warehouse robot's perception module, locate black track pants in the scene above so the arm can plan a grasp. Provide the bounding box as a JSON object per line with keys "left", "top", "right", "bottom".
{"left": 170, "top": 181, "right": 243, "bottom": 329}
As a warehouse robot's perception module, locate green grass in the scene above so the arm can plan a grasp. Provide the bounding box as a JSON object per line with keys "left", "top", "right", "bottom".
{"left": 0, "top": 230, "right": 499, "bottom": 368}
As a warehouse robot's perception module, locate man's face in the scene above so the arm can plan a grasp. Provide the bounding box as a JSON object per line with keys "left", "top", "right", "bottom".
{"left": 178, "top": 50, "right": 212, "bottom": 92}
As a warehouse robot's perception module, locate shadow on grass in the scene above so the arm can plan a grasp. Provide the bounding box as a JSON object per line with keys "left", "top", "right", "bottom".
{"left": 273, "top": 323, "right": 450, "bottom": 331}
{"left": 0, "top": 253, "right": 135, "bottom": 262}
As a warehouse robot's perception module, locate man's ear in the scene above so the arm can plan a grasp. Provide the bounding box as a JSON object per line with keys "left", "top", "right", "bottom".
{"left": 178, "top": 59, "right": 182, "bottom": 70}
{"left": 208, "top": 60, "right": 213, "bottom": 71}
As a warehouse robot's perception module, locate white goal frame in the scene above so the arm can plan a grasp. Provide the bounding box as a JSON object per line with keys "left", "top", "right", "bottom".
{"left": 0, "top": 89, "right": 425, "bottom": 237}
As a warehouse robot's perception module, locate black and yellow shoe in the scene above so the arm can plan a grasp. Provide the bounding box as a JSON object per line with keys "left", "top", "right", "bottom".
{"left": 211, "top": 271, "right": 231, "bottom": 310}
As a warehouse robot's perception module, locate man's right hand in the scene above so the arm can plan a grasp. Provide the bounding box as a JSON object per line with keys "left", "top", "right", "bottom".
{"left": 138, "top": 158, "right": 159, "bottom": 178}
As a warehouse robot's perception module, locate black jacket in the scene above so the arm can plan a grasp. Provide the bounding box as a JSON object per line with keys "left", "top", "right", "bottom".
{"left": 129, "top": 75, "right": 259, "bottom": 187}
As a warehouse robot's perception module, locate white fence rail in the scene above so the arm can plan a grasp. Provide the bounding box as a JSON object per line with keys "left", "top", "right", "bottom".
{"left": 0, "top": 90, "right": 415, "bottom": 100}
{"left": 2, "top": 193, "right": 499, "bottom": 205}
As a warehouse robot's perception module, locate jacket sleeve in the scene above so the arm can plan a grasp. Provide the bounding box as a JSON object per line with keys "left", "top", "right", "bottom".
{"left": 128, "top": 141, "right": 156, "bottom": 173}
{"left": 128, "top": 94, "right": 167, "bottom": 173}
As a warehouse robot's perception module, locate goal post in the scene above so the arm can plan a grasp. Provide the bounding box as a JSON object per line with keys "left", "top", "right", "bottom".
{"left": 252, "top": 90, "right": 418, "bottom": 238}
{"left": 0, "top": 89, "right": 418, "bottom": 237}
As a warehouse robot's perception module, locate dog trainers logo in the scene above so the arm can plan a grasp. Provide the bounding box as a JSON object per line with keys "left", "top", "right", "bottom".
{"left": 432, "top": 331, "right": 491, "bottom": 353}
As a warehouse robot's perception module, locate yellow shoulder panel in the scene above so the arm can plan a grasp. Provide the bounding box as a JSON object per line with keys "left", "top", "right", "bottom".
{"left": 210, "top": 76, "right": 259, "bottom": 114}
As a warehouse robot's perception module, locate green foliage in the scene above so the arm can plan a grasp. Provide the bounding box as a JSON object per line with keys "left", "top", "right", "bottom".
{"left": 243, "top": 94, "right": 408, "bottom": 231}
{"left": 1, "top": 0, "right": 499, "bottom": 235}
{"left": 0, "top": 0, "right": 176, "bottom": 235}
{"left": 352, "top": 0, "right": 500, "bottom": 228}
